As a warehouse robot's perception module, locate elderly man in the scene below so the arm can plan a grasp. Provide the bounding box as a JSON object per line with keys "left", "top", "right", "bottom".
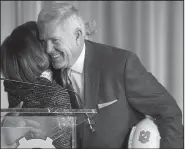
{"left": 36, "top": 3, "right": 183, "bottom": 149}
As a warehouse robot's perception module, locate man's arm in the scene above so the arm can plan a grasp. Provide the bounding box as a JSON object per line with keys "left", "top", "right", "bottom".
{"left": 124, "top": 52, "right": 183, "bottom": 148}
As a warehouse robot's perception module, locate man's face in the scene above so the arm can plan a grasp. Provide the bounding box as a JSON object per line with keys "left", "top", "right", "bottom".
{"left": 39, "top": 21, "right": 82, "bottom": 69}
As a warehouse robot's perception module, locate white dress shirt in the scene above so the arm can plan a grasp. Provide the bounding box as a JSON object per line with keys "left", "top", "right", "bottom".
{"left": 68, "top": 43, "right": 85, "bottom": 101}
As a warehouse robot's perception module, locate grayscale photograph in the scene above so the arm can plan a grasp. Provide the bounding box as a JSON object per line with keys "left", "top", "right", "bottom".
{"left": 1, "top": 1, "right": 183, "bottom": 148}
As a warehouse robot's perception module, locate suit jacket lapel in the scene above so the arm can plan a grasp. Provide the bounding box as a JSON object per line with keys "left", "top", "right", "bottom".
{"left": 84, "top": 40, "right": 100, "bottom": 110}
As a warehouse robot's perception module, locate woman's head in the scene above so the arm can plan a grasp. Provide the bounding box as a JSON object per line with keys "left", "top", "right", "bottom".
{"left": 1, "top": 21, "right": 49, "bottom": 82}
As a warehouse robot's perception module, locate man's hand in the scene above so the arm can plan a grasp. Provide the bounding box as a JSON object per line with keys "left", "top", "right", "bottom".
{"left": 16, "top": 101, "right": 24, "bottom": 108}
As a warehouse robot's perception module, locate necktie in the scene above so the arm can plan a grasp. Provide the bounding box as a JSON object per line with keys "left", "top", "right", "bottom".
{"left": 66, "top": 73, "right": 83, "bottom": 148}
{"left": 66, "top": 78, "right": 82, "bottom": 109}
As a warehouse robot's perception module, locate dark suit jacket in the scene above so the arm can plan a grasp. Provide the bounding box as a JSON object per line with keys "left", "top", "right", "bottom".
{"left": 81, "top": 40, "right": 183, "bottom": 148}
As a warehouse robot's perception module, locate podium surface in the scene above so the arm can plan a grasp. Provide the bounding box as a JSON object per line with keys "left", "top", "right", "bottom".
{"left": 1, "top": 108, "right": 97, "bottom": 148}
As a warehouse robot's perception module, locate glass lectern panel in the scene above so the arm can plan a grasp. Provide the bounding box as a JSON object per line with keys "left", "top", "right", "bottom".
{"left": 1, "top": 108, "right": 97, "bottom": 148}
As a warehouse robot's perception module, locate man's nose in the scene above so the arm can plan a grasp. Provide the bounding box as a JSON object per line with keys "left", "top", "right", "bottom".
{"left": 45, "top": 41, "right": 54, "bottom": 54}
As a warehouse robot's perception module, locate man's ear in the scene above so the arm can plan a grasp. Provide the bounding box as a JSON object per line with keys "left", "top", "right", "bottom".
{"left": 74, "top": 28, "right": 82, "bottom": 46}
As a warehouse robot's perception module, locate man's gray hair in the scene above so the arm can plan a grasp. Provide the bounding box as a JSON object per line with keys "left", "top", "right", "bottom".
{"left": 37, "top": 3, "right": 97, "bottom": 38}
{"left": 37, "top": 3, "right": 86, "bottom": 36}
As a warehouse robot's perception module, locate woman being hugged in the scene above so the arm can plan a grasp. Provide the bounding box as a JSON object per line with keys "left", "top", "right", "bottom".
{"left": 1, "top": 21, "right": 72, "bottom": 148}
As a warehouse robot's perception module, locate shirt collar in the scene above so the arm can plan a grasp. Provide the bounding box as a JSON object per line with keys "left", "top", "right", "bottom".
{"left": 70, "top": 43, "right": 85, "bottom": 73}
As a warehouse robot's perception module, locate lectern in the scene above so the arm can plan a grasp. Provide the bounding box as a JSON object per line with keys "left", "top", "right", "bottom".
{"left": 1, "top": 108, "right": 97, "bottom": 148}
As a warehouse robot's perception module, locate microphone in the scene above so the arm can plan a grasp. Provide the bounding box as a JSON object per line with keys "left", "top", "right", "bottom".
{"left": 86, "top": 113, "right": 95, "bottom": 132}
